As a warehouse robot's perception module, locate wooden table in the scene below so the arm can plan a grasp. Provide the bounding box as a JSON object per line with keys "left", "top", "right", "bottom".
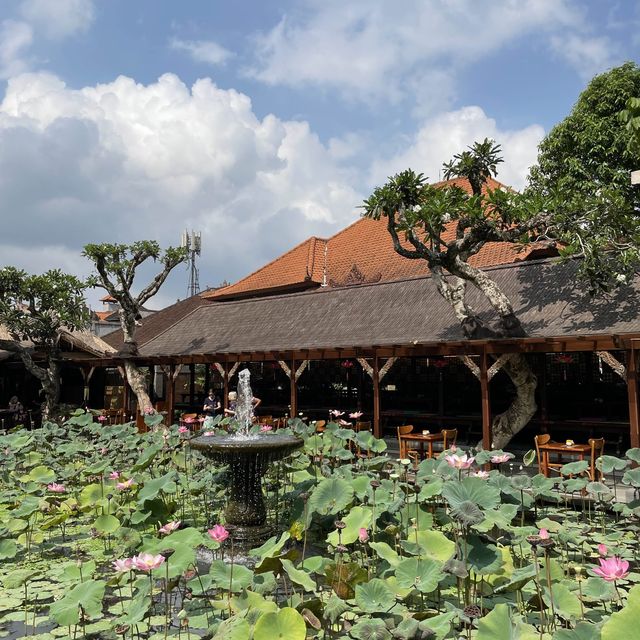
{"left": 538, "top": 441, "right": 591, "bottom": 477}
{"left": 401, "top": 432, "right": 445, "bottom": 459}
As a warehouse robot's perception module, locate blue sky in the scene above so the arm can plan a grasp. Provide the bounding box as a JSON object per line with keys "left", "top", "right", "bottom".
{"left": 0, "top": 0, "right": 638, "bottom": 307}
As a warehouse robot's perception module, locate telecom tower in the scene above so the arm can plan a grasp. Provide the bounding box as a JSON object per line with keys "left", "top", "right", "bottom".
{"left": 181, "top": 230, "right": 202, "bottom": 297}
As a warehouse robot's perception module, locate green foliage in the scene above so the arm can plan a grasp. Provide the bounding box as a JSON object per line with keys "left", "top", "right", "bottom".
{"left": 0, "top": 266, "right": 89, "bottom": 345}
{"left": 529, "top": 62, "right": 640, "bottom": 291}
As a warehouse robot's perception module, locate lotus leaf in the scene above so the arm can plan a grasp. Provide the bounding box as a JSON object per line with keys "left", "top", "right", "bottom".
{"left": 476, "top": 603, "right": 538, "bottom": 639}
{"left": 553, "top": 622, "right": 603, "bottom": 639}
{"left": 137, "top": 471, "right": 177, "bottom": 503}
{"left": 441, "top": 476, "right": 500, "bottom": 510}
{"left": 0, "top": 539, "right": 17, "bottom": 559}
{"left": 561, "top": 460, "right": 590, "bottom": 475}
{"left": 355, "top": 578, "right": 396, "bottom": 613}
{"left": 48, "top": 579, "right": 106, "bottom": 625}
{"left": 212, "top": 616, "right": 251, "bottom": 640}
{"left": 307, "top": 477, "right": 354, "bottom": 518}
{"left": 253, "top": 607, "right": 306, "bottom": 640}
{"left": 281, "top": 558, "right": 316, "bottom": 592}
{"left": 601, "top": 583, "right": 640, "bottom": 639}
{"left": 349, "top": 617, "right": 392, "bottom": 640}
{"left": 94, "top": 514, "right": 120, "bottom": 533}
{"left": 209, "top": 560, "right": 254, "bottom": 592}
{"left": 597, "top": 455, "right": 628, "bottom": 473}
{"left": 394, "top": 557, "right": 444, "bottom": 593}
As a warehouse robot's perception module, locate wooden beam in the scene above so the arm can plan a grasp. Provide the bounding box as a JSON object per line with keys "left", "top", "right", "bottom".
{"left": 373, "top": 356, "right": 381, "bottom": 438}
{"left": 290, "top": 356, "right": 297, "bottom": 418}
{"left": 627, "top": 348, "right": 639, "bottom": 449}
{"left": 166, "top": 364, "right": 175, "bottom": 426}
{"left": 480, "top": 349, "right": 491, "bottom": 451}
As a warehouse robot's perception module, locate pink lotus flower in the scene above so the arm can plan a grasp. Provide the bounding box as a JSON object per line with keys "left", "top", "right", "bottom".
{"left": 260, "top": 424, "right": 273, "bottom": 432}
{"left": 593, "top": 556, "right": 629, "bottom": 582}
{"left": 449, "top": 445, "right": 457, "bottom": 453}
{"left": 491, "top": 453, "right": 512, "bottom": 464}
{"left": 178, "top": 426, "right": 189, "bottom": 434}
{"left": 598, "top": 543, "right": 608, "bottom": 556}
{"left": 183, "top": 417, "right": 194, "bottom": 424}
{"left": 109, "top": 471, "right": 120, "bottom": 480}
{"left": 349, "top": 412, "right": 363, "bottom": 419}
{"left": 539, "top": 529, "right": 550, "bottom": 540}
{"left": 117, "top": 478, "right": 135, "bottom": 490}
{"left": 100, "top": 447, "right": 108, "bottom": 455}
{"left": 131, "top": 552, "right": 165, "bottom": 572}
{"left": 473, "top": 470, "right": 490, "bottom": 479}
{"left": 444, "top": 453, "right": 475, "bottom": 469}
{"left": 144, "top": 407, "right": 155, "bottom": 415}
{"left": 338, "top": 419, "right": 351, "bottom": 426}
{"left": 97, "top": 415, "right": 107, "bottom": 423}
{"left": 358, "top": 528, "right": 369, "bottom": 543}
{"left": 47, "top": 482, "right": 66, "bottom": 493}
{"left": 329, "top": 410, "right": 344, "bottom": 417}
{"left": 159, "top": 520, "right": 181, "bottom": 535}
{"left": 208, "top": 524, "right": 229, "bottom": 543}
{"left": 203, "top": 431, "right": 214, "bottom": 436}
{"left": 112, "top": 558, "right": 133, "bottom": 573}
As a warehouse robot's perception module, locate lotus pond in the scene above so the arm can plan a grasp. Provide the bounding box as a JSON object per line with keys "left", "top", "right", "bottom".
{"left": 2, "top": 411, "right": 640, "bottom": 640}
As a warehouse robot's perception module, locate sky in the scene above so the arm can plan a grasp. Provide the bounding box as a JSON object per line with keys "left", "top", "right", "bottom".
{"left": 0, "top": 0, "right": 638, "bottom": 309}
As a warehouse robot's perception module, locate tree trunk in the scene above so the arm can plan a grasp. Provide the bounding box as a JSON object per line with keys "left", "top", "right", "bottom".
{"left": 432, "top": 264, "right": 537, "bottom": 448}
{"left": 490, "top": 354, "right": 538, "bottom": 449}
{"left": 40, "top": 360, "right": 61, "bottom": 421}
{"left": 123, "top": 360, "right": 153, "bottom": 415}
{"left": 0, "top": 340, "right": 61, "bottom": 421}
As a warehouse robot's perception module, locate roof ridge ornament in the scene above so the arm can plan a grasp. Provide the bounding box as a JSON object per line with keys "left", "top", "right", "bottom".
{"left": 329, "top": 263, "right": 382, "bottom": 288}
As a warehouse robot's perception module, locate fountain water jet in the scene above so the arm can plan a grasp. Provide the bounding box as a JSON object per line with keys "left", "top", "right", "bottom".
{"left": 192, "top": 368, "right": 302, "bottom": 545}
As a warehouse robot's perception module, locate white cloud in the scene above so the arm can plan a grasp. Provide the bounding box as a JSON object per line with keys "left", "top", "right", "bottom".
{"left": 20, "top": 0, "right": 94, "bottom": 40}
{"left": 170, "top": 37, "right": 233, "bottom": 66}
{"left": 249, "top": 0, "right": 579, "bottom": 106}
{"left": 369, "top": 106, "right": 545, "bottom": 191}
{"left": 550, "top": 33, "right": 618, "bottom": 79}
{"left": 0, "top": 72, "right": 361, "bottom": 306}
{"left": 0, "top": 20, "right": 33, "bottom": 79}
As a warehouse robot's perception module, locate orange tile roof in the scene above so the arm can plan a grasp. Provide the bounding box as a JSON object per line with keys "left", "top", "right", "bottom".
{"left": 205, "top": 236, "right": 328, "bottom": 300}
{"left": 100, "top": 294, "right": 117, "bottom": 302}
{"left": 94, "top": 310, "right": 118, "bottom": 321}
{"left": 205, "top": 177, "right": 544, "bottom": 301}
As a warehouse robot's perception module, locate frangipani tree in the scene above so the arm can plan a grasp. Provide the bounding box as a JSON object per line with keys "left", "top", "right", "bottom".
{"left": 0, "top": 267, "right": 90, "bottom": 419}
{"left": 363, "top": 141, "right": 544, "bottom": 448}
{"left": 83, "top": 241, "right": 186, "bottom": 415}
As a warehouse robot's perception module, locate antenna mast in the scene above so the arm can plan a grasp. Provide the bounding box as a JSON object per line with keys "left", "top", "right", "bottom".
{"left": 181, "top": 230, "right": 202, "bottom": 297}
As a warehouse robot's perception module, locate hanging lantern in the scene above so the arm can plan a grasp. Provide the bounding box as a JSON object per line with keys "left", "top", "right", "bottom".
{"left": 432, "top": 359, "right": 448, "bottom": 368}
{"left": 341, "top": 360, "right": 354, "bottom": 368}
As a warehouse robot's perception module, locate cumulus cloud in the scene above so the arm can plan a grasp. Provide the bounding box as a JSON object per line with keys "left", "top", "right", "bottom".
{"left": 0, "top": 72, "right": 361, "bottom": 306}
{"left": 249, "top": 0, "right": 578, "bottom": 106}
{"left": 369, "top": 106, "right": 544, "bottom": 191}
{"left": 170, "top": 38, "right": 234, "bottom": 66}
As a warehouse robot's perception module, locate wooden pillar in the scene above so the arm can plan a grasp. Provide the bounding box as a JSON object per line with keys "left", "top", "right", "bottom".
{"left": 167, "top": 365, "right": 175, "bottom": 426}
{"left": 223, "top": 362, "right": 230, "bottom": 411}
{"left": 480, "top": 350, "right": 491, "bottom": 450}
{"left": 290, "top": 357, "right": 297, "bottom": 417}
{"left": 627, "top": 348, "right": 639, "bottom": 449}
{"left": 123, "top": 382, "right": 130, "bottom": 419}
{"left": 373, "top": 356, "right": 381, "bottom": 439}
{"left": 188, "top": 364, "right": 195, "bottom": 408}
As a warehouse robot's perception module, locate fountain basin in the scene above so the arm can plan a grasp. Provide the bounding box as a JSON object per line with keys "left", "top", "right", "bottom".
{"left": 192, "top": 433, "right": 303, "bottom": 544}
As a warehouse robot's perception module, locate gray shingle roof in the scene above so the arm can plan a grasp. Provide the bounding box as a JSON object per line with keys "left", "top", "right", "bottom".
{"left": 139, "top": 258, "right": 640, "bottom": 358}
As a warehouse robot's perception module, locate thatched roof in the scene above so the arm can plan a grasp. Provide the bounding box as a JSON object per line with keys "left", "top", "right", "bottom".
{"left": 135, "top": 258, "right": 640, "bottom": 359}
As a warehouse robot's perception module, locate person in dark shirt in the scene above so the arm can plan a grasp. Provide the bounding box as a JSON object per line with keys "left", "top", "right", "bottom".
{"left": 202, "top": 390, "right": 221, "bottom": 428}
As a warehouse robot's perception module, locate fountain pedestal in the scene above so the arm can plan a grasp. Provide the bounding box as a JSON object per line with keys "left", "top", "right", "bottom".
{"left": 192, "top": 433, "right": 303, "bottom": 545}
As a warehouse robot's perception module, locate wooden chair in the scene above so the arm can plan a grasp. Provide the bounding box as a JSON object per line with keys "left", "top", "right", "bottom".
{"left": 315, "top": 419, "right": 326, "bottom": 433}
{"left": 442, "top": 428, "right": 458, "bottom": 449}
{"left": 397, "top": 425, "right": 416, "bottom": 459}
{"left": 180, "top": 413, "right": 198, "bottom": 430}
{"left": 534, "top": 434, "right": 563, "bottom": 477}
{"left": 355, "top": 421, "right": 371, "bottom": 432}
{"left": 588, "top": 437, "right": 605, "bottom": 481}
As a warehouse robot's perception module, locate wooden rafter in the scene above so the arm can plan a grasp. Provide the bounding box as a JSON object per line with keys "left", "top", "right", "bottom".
{"left": 596, "top": 351, "right": 626, "bottom": 380}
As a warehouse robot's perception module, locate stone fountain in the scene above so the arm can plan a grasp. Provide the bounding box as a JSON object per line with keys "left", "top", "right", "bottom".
{"left": 192, "top": 369, "right": 302, "bottom": 545}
